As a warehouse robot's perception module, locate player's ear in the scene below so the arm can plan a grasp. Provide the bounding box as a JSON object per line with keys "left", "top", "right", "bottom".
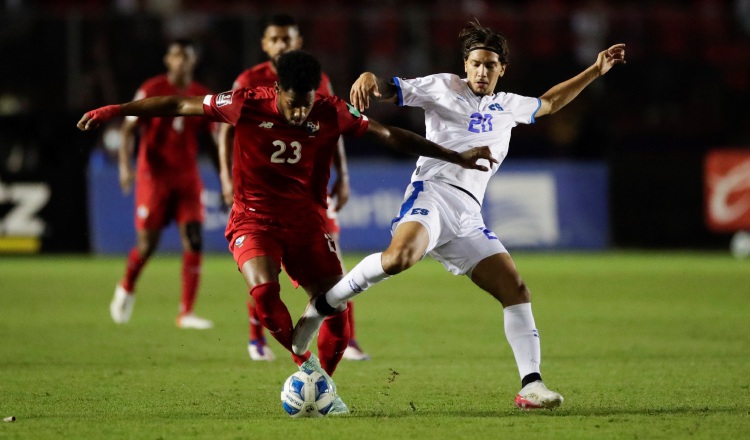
{"left": 499, "top": 64, "right": 507, "bottom": 77}
{"left": 296, "top": 36, "right": 304, "bottom": 50}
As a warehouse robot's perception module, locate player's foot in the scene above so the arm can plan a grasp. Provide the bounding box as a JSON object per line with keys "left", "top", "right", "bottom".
{"left": 342, "top": 340, "right": 371, "bottom": 361}
{"left": 514, "top": 381, "right": 564, "bottom": 410}
{"left": 248, "top": 340, "right": 276, "bottom": 361}
{"left": 329, "top": 396, "right": 350, "bottom": 415}
{"left": 110, "top": 284, "right": 135, "bottom": 324}
{"left": 176, "top": 313, "right": 214, "bottom": 329}
{"left": 292, "top": 299, "right": 327, "bottom": 355}
{"left": 300, "top": 353, "right": 348, "bottom": 412}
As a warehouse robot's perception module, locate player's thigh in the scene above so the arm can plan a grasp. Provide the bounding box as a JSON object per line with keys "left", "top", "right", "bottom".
{"left": 174, "top": 180, "right": 204, "bottom": 226}
{"left": 134, "top": 176, "right": 170, "bottom": 229}
{"left": 429, "top": 222, "right": 506, "bottom": 276}
{"left": 228, "top": 229, "right": 284, "bottom": 288}
{"left": 284, "top": 232, "right": 343, "bottom": 296}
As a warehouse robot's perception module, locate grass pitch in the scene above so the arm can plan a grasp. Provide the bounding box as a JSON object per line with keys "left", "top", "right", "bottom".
{"left": 1, "top": 251, "right": 748, "bottom": 439}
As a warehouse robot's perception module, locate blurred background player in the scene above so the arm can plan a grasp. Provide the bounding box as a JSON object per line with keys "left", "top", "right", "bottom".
{"left": 218, "top": 14, "right": 369, "bottom": 361}
{"left": 112, "top": 38, "right": 215, "bottom": 329}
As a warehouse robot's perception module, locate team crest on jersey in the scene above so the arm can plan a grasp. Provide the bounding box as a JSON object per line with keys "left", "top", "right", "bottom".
{"left": 216, "top": 92, "right": 233, "bottom": 107}
{"left": 306, "top": 121, "right": 320, "bottom": 134}
{"left": 234, "top": 235, "right": 246, "bottom": 248}
{"left": 136, "top": 205, "right": 149, "bottom": 219}
{"left": 346, "top": 103, "right": 360, "bottom": 118}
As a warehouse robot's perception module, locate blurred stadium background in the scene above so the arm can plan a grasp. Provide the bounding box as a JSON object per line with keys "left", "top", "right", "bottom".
{"left": 1, "top": 0, "right": 749, "bottom": 254}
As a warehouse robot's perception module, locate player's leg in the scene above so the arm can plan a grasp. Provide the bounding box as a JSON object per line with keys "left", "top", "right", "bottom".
{"left": 175, "top": 221, "right": 212, "bottom": 329}
{"left": 326, "top": 223, "right": 370, "bottom": 361}
{"left": 470, "top": 253, "right": 563, "bottom": 409}
{"left": 240, "top": 256, "right": 307, "bottom": 365}
{"left": 247, "top": 300, "right": 274, "bottom": 361}
{"left": 291, "top": 221, "right": 430, "bottom": 356}
{"left": 111, "top": 227, "right": 161, "bottom": 324}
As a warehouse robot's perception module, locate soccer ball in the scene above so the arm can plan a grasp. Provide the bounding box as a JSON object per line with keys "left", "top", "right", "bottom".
{"left": 280, "top": 369, "right": 334, "bottom": 418}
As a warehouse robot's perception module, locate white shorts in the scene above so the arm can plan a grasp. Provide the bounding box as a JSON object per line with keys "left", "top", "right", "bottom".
{"left": 390, "top": 180, "right": 507, "bottom": 275}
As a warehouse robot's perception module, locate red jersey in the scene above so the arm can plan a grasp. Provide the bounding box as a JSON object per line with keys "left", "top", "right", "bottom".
{"left": 202, "top": 87, "right": 368, "bottom": 216}
{"left": 232, "top": 61, "right": 333, "bottom": 96}
{"left": 131, "top": 74, "right": 212, "bottom": 179}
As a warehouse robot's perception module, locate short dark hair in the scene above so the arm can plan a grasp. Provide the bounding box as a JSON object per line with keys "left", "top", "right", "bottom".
{"left": 276, "top": 50, "right": 321, "bottom": 95}
{"left": 263, "top": 14, "right": 298, "bottom": 31}
{"left": 459, "top": 19, "right": 509, "bottom": 65}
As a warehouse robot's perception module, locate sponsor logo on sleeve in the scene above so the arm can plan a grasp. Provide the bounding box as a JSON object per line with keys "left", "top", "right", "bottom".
{"left": 216, "top": 92, "right": 233, "bottom": 107}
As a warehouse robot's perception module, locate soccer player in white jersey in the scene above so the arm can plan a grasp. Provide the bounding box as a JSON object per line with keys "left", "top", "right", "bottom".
{"left": 292, "top": 19, "right": 626, "bottom": 409}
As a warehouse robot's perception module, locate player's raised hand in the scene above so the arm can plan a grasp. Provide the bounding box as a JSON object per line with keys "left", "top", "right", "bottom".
{"left": 457, "top": 146, "right": 498, "bottom": 172}
{"left": 595, "top": 44, "right": 626, "bottom": 76}
{"left": 350, "top": 72, "right": 381, "bottom": 111}
{"left": 76, "top": 105, "right": 121, "bottom": 131}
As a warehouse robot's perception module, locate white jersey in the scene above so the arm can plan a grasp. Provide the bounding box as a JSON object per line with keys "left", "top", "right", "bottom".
{"left": 394, "top": 73, "right": 540, "bottom": 204}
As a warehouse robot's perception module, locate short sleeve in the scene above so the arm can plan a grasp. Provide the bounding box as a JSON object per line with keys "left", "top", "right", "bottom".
{"left": 503, "top": 93, "right": 542, "bottom": 125}
{"left": 333, "top": 97, "right": 369, "bottom": 138}
{"left": 202, "top": 89, "right": 246, "bottom": 126}
{"left": 393, "top": 75, "right": 449, "bottom": 108}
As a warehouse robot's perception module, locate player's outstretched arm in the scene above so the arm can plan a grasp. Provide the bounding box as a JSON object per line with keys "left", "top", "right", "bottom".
{"left": 350, "top": 72, "right": 398, "bottom": 111}
{"left": 77, "top": 95, "right": 206, "bottom": 131}
{"left": 365, "top": 119, "right": 497, "bottom": 171}
{"left": 536, "top": 43, "right": 626, "bottom": 117}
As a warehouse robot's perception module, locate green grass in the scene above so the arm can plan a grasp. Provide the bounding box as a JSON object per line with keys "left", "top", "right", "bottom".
{"left": 1, "top": 251, "right": 749, "bottom": 439}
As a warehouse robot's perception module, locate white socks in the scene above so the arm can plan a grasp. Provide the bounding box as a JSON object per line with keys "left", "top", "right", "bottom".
{"left": 504, "top": 303, "right": 542, "bottom": 379}
{"left": 325, "top": 252, "right": 389, "bottom": 308}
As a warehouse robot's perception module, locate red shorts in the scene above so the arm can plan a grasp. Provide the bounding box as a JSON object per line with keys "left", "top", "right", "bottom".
{"left": 226, "top": 206, "right": 342, "bottom": 287}
{"left": 134, "top": 173, "right": 203, "bottom": 230}
{"left": 321, "top": 196, "right": 340, "bottom": 235}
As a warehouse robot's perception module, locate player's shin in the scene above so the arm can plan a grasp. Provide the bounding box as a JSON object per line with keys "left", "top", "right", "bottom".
{"left": 504, "top": 303, "right": 542, "bottom": 380}
{"left": 317, "top": 310, "right": 350, "bottom": 376}
{"left": 250, "top": 281, "right": 296, "bottom": 353}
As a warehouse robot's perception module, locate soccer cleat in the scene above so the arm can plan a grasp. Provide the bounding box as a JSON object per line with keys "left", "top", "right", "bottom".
{"left": 292, "top": 299, "right": 327, "bottom": 355}
{"left": 342, "top": 342, "right": 371, "bottom": 361}
{"left": 248, "top": 340, "right": 276, "bottom": 361}
{"left": 110, "top": 284, "right": 135, "bottom": 324}
{"left": 329, "top": 396, "right": 350, "bottom": 415}
{"left": 176, "top": 313, "right": 214, "bottom": 330}
{"left": 514, "top": 381, "right": 564, "bottom": 410}
{"left": 300, "top": 354, "right": 349, "bottom": 414}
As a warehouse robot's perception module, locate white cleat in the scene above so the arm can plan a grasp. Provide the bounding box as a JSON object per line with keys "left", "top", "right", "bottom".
{"left": 514, "top": 381, "right": 564, "bottom": 410}
{"left": 342, "top": 344, "right": 371, "bottom": 361}
{"left": 110, "top": 284, "right": 135, "bottom": 324}
{"left": 292, "top": 300, "right": 326, "bottom": 355}
{"left": 176, "top": 313, "right": 214, "bottom": 330}
{"left": 248, "top": 341, "right": 276, "bottom": 361}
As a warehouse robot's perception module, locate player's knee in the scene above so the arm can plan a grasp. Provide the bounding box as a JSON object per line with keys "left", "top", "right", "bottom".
{"left": 185, "top": 222, "right": 203, "bottom": 252}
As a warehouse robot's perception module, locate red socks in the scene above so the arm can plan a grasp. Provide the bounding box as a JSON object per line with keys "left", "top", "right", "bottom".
{"left": 250, "top": 282, "right": 310, "bottom": 365}
{"left": 121, "top": 248, "right": 147, "bottom": 292}
{"left": 346, "top": 301, "right": 356, "bottom": 341}
{"left": 180, "top": 251, "right": 202, "bottom": 315}
{"left": 318, "top": 309, "right": 350, "bottom": 376}
{"left": 247, "top": 301, "right": 265, "bottom": 341}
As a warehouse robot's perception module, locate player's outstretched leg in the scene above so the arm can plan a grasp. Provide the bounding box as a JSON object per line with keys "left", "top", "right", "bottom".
{"left": 317, "top": 310, "right": 350, "bottom": 375}
{"left": 292, "top": 253, "right": 389, "bottom": 355}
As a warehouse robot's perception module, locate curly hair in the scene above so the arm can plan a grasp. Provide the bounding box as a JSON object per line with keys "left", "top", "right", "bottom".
{"left": 276, "top": 50, "right": 322, "bottom": 94}
{"left": 458, "top": 19, "right": 510, "bottom": 65}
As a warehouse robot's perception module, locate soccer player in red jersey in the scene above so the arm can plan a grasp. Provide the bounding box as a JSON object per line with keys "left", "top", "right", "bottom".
{"left": 112, "top": 39, "right": 215, "bottom": 330}
{"left": 219, "top": 14, "right": 367, "bottom": 362}
{"left": 78, "top": 50, "right": 496, "bottom": 413}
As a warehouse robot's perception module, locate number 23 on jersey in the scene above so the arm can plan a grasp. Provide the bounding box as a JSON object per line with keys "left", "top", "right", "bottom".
{"left": 270, "top": 140, "right": 302, "bottom": 164}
